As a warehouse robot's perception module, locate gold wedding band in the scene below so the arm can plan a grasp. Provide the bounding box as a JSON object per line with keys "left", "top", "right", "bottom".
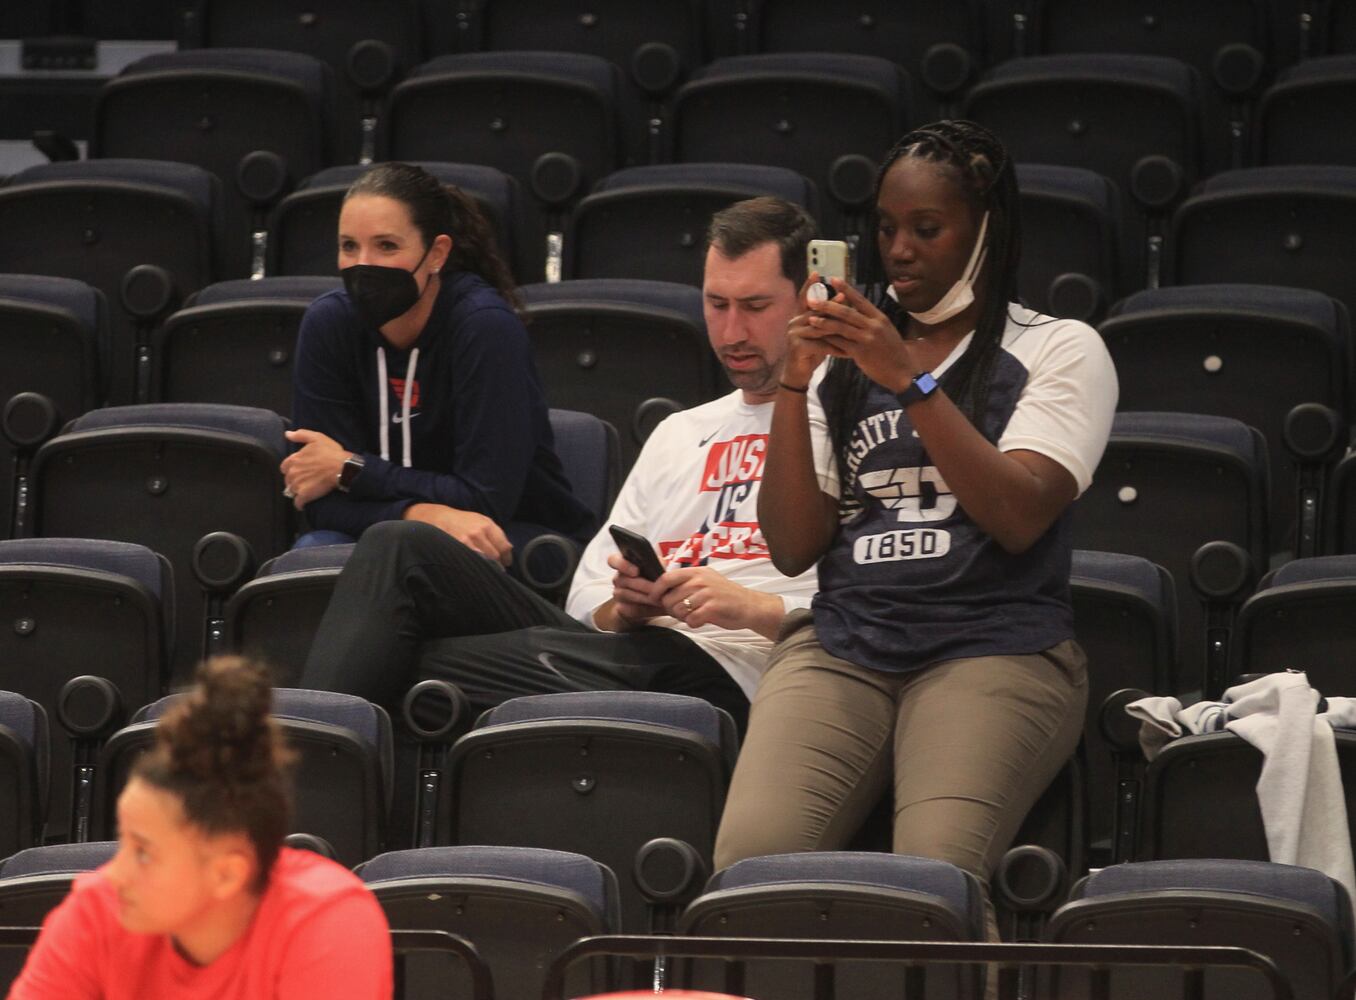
{"left": 682, "top": 597, "right": 693, "bottom": 613}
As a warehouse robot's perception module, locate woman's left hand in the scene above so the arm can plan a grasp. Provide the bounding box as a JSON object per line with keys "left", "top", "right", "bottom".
{"left": 802, "top": 278, "right": 920, "bottom": 392}
{"left": 280, "top": 428, "right": 350, "bottom": 510}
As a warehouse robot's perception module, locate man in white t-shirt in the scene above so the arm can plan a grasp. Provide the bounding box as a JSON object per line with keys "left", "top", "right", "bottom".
{"left": 299, "top": 197, "right": 821, "bottom": 730}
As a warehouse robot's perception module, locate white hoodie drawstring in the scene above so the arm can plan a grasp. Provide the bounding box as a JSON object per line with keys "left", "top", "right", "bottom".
{"left": 375, "top": 346, "right": 420, "bottom": 467}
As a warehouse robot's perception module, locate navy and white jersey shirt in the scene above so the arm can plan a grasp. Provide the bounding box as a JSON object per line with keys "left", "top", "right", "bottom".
{"left": 806, "top": 304, "right": 1118, "bottom": 675}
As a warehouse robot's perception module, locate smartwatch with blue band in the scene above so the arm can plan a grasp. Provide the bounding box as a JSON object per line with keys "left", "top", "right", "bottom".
{"left": 898, "top": 371, "right": 939, "bottom": 407}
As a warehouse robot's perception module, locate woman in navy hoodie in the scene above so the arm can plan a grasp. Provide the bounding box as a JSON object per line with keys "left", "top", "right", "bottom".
{"left": 280, "top": 163, "right": 594, "bottom": 567}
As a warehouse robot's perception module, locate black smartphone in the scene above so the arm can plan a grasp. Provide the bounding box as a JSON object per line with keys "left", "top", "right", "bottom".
{"left": 608, "top": 524, "right": 667, "bottom": 582}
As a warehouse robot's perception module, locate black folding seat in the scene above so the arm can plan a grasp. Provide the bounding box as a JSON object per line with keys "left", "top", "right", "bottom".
{"left": 383, "top": 52, "right": 629, "bottom": 281}
{"left": 748, "top": 0, "right": 985, "bottom": 121}
{"left": 94, "top": 48, "right": 343, "bottom": 280}
{"left": 0, "top": 276, "right": 108, "bottom": 539}
{"left": 96, "top": 687, "right": 392, "bottom": 867}
{"left": 0, "top": 538, "right": 170, "bottom": 842}
{"left": 1070, "top": 412, "right": 1269, "bottom": 697}
{"left": 1069, "top": 550, "right": 1178, "bottom": 866}
{"left": 1028, "top": 0, "right": 1272, "bottom": 172}
{"left": 445, "top": 690, "right": 739, "bottom": 931}
{"left": 0, "top": 842, "right": 118, "bottom": 996}
{"left": 0, "top": 159, "right": 221, "bottom": 404}
{"left": 1325, "top": 453, "right": 1356, "bottom": 555}
{"left": 965, "top": 54, "right": 1204, "bottom": 291}
{"left": 188, "top": 0, "right": 426, "bottom": 163}
{"left": 152, "top": 276, "right": 342, "bottom": 416}
{"left": 518, "top": 279, "right": 716, "bottom": 472}
{"left": 1230, "top": 555, "right": 1356, "bottom": 694}
{"left": 1015, "top": 164, "right": 1124, "bottom": 323}
{"left": 472, "top": 0, "right": 703, "bottom": 164}
{"left": 1042, "top": 859, "right": 1352, "bottom": 1000}
{"left": 27, "top": 403, "right": 292, "bottom": 685}
{"left": 225, "top": 543, "right": 353, "bottom": 687}
{"left": 1256, "top": 54, "right": 1356, "bottom": 167}
{"left": 1102, "top": 284, "right": 1350, "bottom": 558}
{"left": 266, "top": 162, "right": 526, "bottom": 283}
{"left": 564, "top": 162, "right": 818, "bottom": 285}
{"left": 671, "top": 53, "right": 911, "bottom": 243}
{"left": 357, "top": 845, "right": 622, "bottom": 999}
{"left": 0, "top": 692, "right": 47, "bottom": 858}
{"left": 677, "top": 852, "right": 987, "bottom": 999}
{"left": 1166, "top": 166, "right": 1356, "bottom": 327}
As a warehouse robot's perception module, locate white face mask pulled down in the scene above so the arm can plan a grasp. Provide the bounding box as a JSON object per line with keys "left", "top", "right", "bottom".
{"left": 907, "top": 211, "right": 990, "bottom": 326}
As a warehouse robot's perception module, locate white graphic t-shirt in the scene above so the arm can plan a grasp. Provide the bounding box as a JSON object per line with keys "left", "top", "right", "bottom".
{"left": 568, "top": 390, "right": 820, "bottom": 698}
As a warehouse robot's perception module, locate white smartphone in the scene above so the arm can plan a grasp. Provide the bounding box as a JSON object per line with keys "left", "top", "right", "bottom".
{"left": 806, "top": 239, "right": 851, "bottom": 301}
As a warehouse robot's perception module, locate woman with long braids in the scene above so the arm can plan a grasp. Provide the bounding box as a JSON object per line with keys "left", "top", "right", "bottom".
{"left": 713, "top": 121, "right": 1117, "bottom": 931}
{"left": 9, "top": 657, "right": 392, "bottom": 999}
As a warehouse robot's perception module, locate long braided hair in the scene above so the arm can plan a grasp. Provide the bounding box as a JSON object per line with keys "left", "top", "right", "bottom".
{"left": 821, "top": 120, "right": 1022, "bottom": 490}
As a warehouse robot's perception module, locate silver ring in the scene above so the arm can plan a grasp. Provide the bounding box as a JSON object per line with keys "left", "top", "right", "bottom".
{"left": 282, "top": 486, "right": 296, "bottom": 499}
{"left": 682, "top": 597, "right": 693, "bottom": 613}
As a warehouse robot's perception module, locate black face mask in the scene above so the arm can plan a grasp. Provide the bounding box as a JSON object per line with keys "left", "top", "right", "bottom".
{"left": 342, "top": 244, "right": 433, "bottom": 329}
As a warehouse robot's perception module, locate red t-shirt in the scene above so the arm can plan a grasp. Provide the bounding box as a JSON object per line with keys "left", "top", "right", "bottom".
{"left": 7, "top": 848, "right": 392, "bottom": 1000}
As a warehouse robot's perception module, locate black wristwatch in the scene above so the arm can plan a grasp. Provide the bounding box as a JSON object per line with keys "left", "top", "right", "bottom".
{"left": 898, "top": 371, "right": 939, "bottom": 408}
{"left": 336, "top": 454, "right": 365, "bottom": 493}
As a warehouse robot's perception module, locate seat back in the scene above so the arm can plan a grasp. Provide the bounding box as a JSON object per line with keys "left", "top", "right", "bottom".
{"left": 28, "top": 403, "right": 291, "bottom": 685}
{"left": 358, "top": 844, "right": 620, "bottom": 999}
{"left": 448, "top": 691, "right": 737, "bottom": 931}
{"left": 152, "top": 276, "right": 342, "bottom": 415}
{"left": 224, "top": 543, "right": 354, "bottom": 686}
{"left": 96, "top": 686, "right": 391, "bottom": 866}
{"left": 678, "top": 851, "right": 986, "bottom": 999}
{"left": 565, "top": 163, "right": 818, "bottom": 284}
{"left": 1043, "top": 858, "right": 1352, "bottom": 1000}
{"left": 0, "top": 159, "right": 220, "bottom": 404}
{"left": 521, "top": 279, "right": 716, "bottom": 472}
{"left": 1257, "top": 55, "right": 1356, "bottom": 167}
{"left": 1102, "top": 283, "right": 1350, "bottom": 557}
{"left": 1070, "top": 412, "right": 1268, "bottom": 695}
{"left": 94, "top": 48, "right": 341, "bottom": 279}
{"left": 548, "top": 410, "right": 621, "bottom": 529}
{"left": 0, "top": 538, "right": 169, "bottom": 841}
{"left": 0, "top": 692, "right": 47, "bottom": 858}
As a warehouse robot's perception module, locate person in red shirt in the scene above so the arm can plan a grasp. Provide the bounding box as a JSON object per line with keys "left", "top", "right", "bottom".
{"left": 7, "top": 657, "right": 392, "bottom": 1000}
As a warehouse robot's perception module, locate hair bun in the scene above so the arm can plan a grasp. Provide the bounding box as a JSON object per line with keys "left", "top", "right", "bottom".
{"left": 157, "top": 657, "right": 279, "bottom": 786}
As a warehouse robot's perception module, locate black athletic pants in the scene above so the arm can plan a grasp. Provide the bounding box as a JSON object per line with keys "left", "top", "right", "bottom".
{"left": 300, "top": 520, "right": 749, "bottom": 728}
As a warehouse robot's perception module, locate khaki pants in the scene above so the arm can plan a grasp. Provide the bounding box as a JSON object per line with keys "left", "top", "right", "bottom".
{"left": 714, "top": 610, "right": 1087, "bottom": 891}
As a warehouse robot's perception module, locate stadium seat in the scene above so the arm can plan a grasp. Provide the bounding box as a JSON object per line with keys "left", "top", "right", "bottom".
{"left": 1256, "top": 54, "right": 1356, "bottom": 166}
{"left": 151, "top": 276, "right": 342, "bottom": 416}
{"left": 748, "top": 0, "right": 985, "bottom": 121}
{"left": 1070, "top": 550, "right": 1178, "bottom": 865}
{"left": 95, "top": 687, "right": 392, "bottom": 867}
{"left": 1229, "top": 555, "right": 1356, "bottom": 693}
{"left": 357, "top": 844, "right": 621, "bottom": 999}
{"left": 1101, "top": 284, "right": 1350, "bottom": 558}
{"left": 1015, "top": 164, "right": 1125, "bottom": 323}
{"left": 27, "top": 403, "right": 292, "bottom": 684}
{"left": 445, "top": 690, "right": 739, "bottom": 931}
{"left": 266, "top": 162, "right": 526, "bottom": 283}
{"left": 678, "top": 852, "right": 987, "bottom": 999}
{"left": 1070, "top": 412, "right": 1269, "bottom": 697}
{"left": 564, "top": 163, "right": 818, "bottom": 285}
{"left": 1166, "top": 165, "right": 1356, "bottom": 327}
{"left": 0, "top": 159, "right": 221, "bottom": 404}
{"left": 1042, "top": 858, "right": 1353, "bottom": 1000}
{"left": 965, "top": 54, "right": 1204, "bottom": 291}
{"left": 0, "top": 538, "right": 170, "bottom": 841}
{"left": 93, "top": 48, "right": 343, "bottom": 279}
{"left": 0, "top": 841, "right": 118, "bottom": 996}
{"left": 671, "top": 53, "right": 910, "bottom": 244}
{"left": 0, "top": 692, "right": 47, "bottom": 858}
{"left": 383, "top": 51, "right": 629, "bottom": 281}
{"left": 519, "top": 279, "right": 716, "bottom": 472}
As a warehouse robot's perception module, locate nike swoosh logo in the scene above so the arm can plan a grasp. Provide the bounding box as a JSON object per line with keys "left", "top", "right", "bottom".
{"left": 391, "top": 412, "right": 420, "bottom": 424}
{"left": 536, "top": 651, "right": 569, "bottom": 681}
{"left": 699, "top": 428, "right": 724, "bottom": 447}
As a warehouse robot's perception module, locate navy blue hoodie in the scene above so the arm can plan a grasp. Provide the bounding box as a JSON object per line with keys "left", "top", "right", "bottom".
{"left": 291, "top": 270, "right": 595, "bottom": 544}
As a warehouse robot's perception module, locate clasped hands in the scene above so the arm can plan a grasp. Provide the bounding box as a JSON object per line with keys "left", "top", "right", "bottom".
{"left": 785, "top": 274, "right": 920, "bottom": 393}
{"left": 608, "top": 554, "right": 756, "bottom": 632}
